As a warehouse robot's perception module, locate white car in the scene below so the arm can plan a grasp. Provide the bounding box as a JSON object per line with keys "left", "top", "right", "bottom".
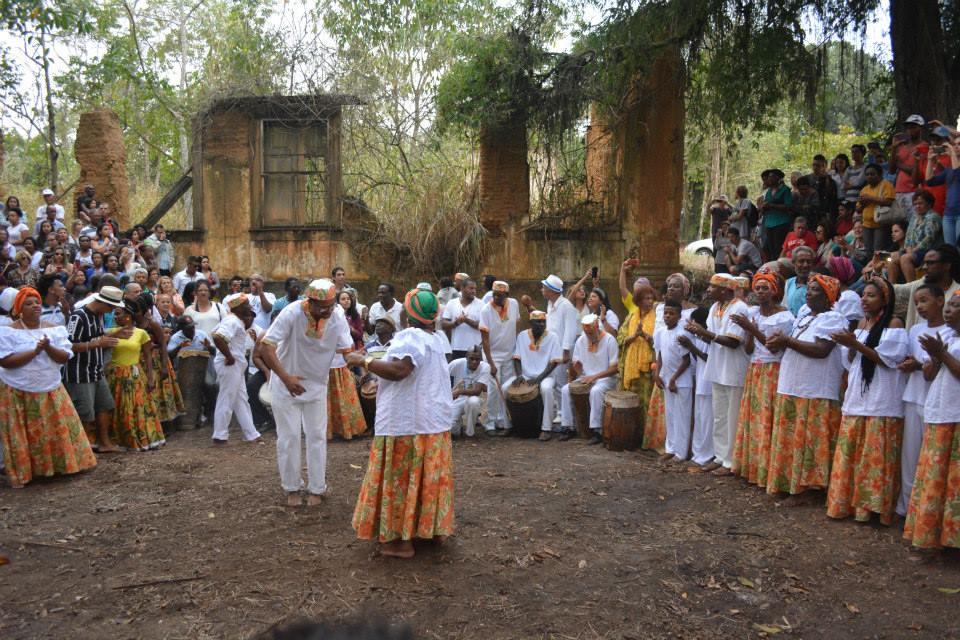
{"left": 684, "top": 238, "right": 714, "bottom": 257}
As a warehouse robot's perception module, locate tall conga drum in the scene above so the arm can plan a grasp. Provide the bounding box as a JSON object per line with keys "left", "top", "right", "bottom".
{"left": 602, "top": 390, "right": 642, "bottom": 451}
{"left": 506, "top": 381, "right": 542, "bottom": 438}
{"left": 569, "top": 379, "right": 593, "bottom": 438}
{"left": 360, "top": 378, "right": 378, "bottom": 430}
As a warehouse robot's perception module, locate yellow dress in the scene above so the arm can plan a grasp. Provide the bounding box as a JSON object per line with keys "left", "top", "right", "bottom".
{"left": 106, "top": 327, "right": 166, "bottom": 450}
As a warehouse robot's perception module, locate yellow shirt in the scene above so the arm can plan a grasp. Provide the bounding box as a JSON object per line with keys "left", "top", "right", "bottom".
{"left": 618, "top": 298, "right": 656, "bottom": 386}
{"left": 859, "top": 180, "right": 895, "bottom": 229}
{"left": 109, "top": 327, "right": 151, "bottom": 366}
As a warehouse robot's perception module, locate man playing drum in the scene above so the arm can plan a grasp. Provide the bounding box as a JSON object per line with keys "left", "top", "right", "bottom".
{"left": 448, "top": 345, "right": 491, "bottom": 437}
{"left": 559, "top": 314, "right": 620, "bottom": 444}
{"left": 259, "top": 279, "right": 353, "bottom": 507}
{"left": 506, "top": 310, "right": 562, "bottom": 441}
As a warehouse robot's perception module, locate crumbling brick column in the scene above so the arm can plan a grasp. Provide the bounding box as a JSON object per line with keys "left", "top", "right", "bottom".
{"left": 478, "top": 121, "right": 529, "bottom": 234}
{"left": 74, "top": 108, "right": 130, "bottom": 227}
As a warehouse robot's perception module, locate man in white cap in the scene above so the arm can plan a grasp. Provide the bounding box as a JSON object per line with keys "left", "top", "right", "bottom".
{"left": 505, "top": 310, "right": 561, "bottom": 440}
{"left": 211, "top": 294, "right": 262, "bottom": 445}
{"left": 559, "top": 314, "right": 619, "bottom": 444}
{"left": 35, "top": 188, "right": 65, "bottom": 223}
{"left": 441, "top": 276, "right": 484, "bottom": 360}
{"left": 259, "top": 278, "right": 352, "bottom": 507}
{"left": 890, "top": 114, "right": 928, "bottom": 220}
{"left": 479, "top": 280, "right": 519, "bottom": 434}
{"left": 541, "top": 273, "right": 579, "bottom": 426}
{"left": 684, "top": 273, "right": 749, "bottom": 475}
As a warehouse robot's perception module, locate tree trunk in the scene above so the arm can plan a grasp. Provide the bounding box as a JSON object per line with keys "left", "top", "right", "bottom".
{"left": 890, "top": 0, "right": 949, "bottom": 120}
{"left": 40, "top": 28, "right": 59, "bottom": 190}
{"left": 179, "top": 18, "right": 194, "bottom": 228}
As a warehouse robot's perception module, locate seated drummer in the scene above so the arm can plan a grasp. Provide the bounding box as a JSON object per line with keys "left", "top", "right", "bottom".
{"left": 448, "top": 345, "right": 491, "bottom": 438}
{"left": 506, "top": 310, "right": 561, "bottom": 441}
{"left": 559, "top": 313, "right": 620, "bottom": 444}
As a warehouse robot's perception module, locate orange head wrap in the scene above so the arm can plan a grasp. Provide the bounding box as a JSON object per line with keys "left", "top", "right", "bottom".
{"left": 752, "top": 272, "right": 782, "bottom": 300}
{"left": 13, "top": 287, "right": 41, "bottom": 317}
{"left": 811, "top": 274, "right": 840, "bottom": 305}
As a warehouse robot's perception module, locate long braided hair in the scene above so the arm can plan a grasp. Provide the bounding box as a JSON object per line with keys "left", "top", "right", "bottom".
{"left": 859, "top": 277, "right": 896, "bottom": 392}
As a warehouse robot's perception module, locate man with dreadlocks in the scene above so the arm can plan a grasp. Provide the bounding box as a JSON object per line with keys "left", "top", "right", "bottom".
{"left": 347, "top": 289, "right": 455, "bottom": 559}
{"left": 827, "top": 276, "right": 907, "bottom": 525}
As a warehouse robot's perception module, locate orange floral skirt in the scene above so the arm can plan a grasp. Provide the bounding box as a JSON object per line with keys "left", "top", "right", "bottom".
{"left": 826, "top": 415, "right": 903, "bottom": 525}
{"left": 353, "top": 433, "right": 455, "bottom": 543}
{"left": 106, "top": 363, "right": 166, "bottom": 451}
{"left": 643, "top": 384, "right": 666, "bottom": 453}
{"left": 0, "top": 384, "right": 97, "bottom": 487}
{"left": 327, "top": 367, "right": 367, "bottom": 440}
{"left": 766, "top": 394, "right": 841, "bottom": 496}
{"left": 904, "top": 423, "right": 960, "bottom": 549}
{"left": 732, "top": 362, "right": 780, "bottom": 486}
{"left": 151, "top": 349, "right": 184, "bottom": 423}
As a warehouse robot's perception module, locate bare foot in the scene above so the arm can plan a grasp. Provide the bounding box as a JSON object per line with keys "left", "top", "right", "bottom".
{"left": 286, "top": 492, "right": 303, "bottom": 507}
{"left": 701, "top": 461, "right": 722, "bottom": 472}
{"left": 711, "top": 467, "right": 733, "bottom": 477}
{"left": 380, "top": 540, "right": 415, "bottom": 559}
{"left": 779, "top": 492, "right": 815, "bottom": 507}
{"left": 658, "top": 452, "right": 675, "bottom": 462}
{"left": 306, "top": 493, "right": 324, "bottom": 507}
{"left": 246, "top": 437, "right": 264, "bottom": 444}
{"left": 98, "top": 443, "right": 122, "bottom": 453}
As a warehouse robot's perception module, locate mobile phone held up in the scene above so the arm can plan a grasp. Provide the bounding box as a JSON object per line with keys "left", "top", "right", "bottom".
{"left": 591, "top": 266, "right": 599, "bottom": 279}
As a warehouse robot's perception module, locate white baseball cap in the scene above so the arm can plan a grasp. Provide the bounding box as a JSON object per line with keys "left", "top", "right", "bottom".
{"left": 904, "top": 114, "right": 925, "bottom": 126}
{"left": 41, "top": 188, "right": 54, "bottom": 196}
{"left": 416, "top": 282, "right": 433, "bottom": 291}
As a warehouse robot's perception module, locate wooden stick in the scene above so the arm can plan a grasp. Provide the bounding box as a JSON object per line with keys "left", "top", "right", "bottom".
{"left": 112, "top": 575, "right": 206, "bottom": 591}
{"left": 8, "top": 540, "right": 85, "bottom": 553}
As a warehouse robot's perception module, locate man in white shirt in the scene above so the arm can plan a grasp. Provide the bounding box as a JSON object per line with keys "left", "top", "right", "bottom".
{"left": 35, "top": 188, "right": 65, "bottom": 222}
{"left": 479, "top": 280, "right": 519, "bottom": 434}
{"left": 505, "top": 310, "right": 562, "bottom": 440}
{"left": 367, "top": 282, "right": 403, "bottom": 333}
{"left": 559, "top": 314, "right": 620, "bottom": 444}
{"left": 33, "top": 205, "right": 66, "bottom": 236}
{"left": 448, "top": 346, "right": 491, "bottom": 437}
{"left": 260, "top": 279, "right": 352, "bottom": 507}
{"left": 247, "top": 273, "right": 276, "bottom": 330}
{"left": 441, "top": 278, "right": 484, "bottom": 359}
{"left": 685, "top": 273, "right": 750, "bottom": 474}
{"left": 172, "top": 256, "right": 207, "bottom": 296}
{"left": 211, "top": 295, "right": 262, "bottom": 445}
{"left": 542, "top": 273, "right": 580, "bottom": 424}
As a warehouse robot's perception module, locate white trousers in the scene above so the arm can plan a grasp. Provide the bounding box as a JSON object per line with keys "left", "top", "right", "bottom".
{"left": 664, "top": 386, "right": 693, "bottom": 459}
{"left": 711, "top": 383, "right": 744, "bottom": 468}
{"left": 898, "top": 401, "right": 925, "bottom": 516}
{"left": 503, "top": 376, "right": 556, "bottom": 432}
{"left": 550, "top": 362, "right": 569, "bottom": 426}
{"left": 451, "top": 396, "right": 483, "bottom": 436}
{"left": 274, "top": 394, "right": 328, "bottom": 495}
{"left": 485, "top": 356, "right": 515, "bottom": 430}
{"left": 560, "top": 377, "right": 617, "bottom": 432}
{"left": 212, "top": 362, "right": 260, "bottom": 441}
{"left": 692, "top": 393, "right": 715, "bottom": 465}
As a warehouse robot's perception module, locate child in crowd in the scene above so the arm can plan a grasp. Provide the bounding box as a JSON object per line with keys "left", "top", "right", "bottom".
{"left": 654, "top": 299, "right": 693, "bottom": 462}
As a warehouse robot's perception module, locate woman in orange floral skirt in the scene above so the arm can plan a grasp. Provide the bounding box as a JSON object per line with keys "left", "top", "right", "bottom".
{"left": 827, "top": 278, "right": 907, "bottom": 525}
{"left": 904, "top": 291, "right": 960, "bottom": 551}
{"left": 644, "top": 273, "right": 695, "bottom": 453}
{"left": 347, "top": 289, "right": 454, "bottom": 559}
{"left": 0, "top": 288, "right": 97, "bottom": 488}
{"left": 327, "top": 290, "right": 367, "bottom": 440}
{"left": 106, "top": 300, "right": 165, "bottom": 451}
{"left": 730, "top": 271, "right": 794, "bottom": 486}
{"left": 765, "top": 275, "right": 847, "bottom": 505}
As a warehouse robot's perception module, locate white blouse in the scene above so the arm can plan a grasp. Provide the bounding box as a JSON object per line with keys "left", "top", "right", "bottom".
{"left": 776, "top": 310, "right": 847, "bottom": 400}
{"left": 748, "top": 307, "right": 795, "bottom": 364}
{"left": 903, "top": 323, "right": 955, "bottom": 406}
{"left": 375, "top": 328, "right": 453, "bottom": 436}
{"left": 0, "top": 324, "right": 73, "bottom": 392}
{"left": 841, "top": 327, "right": 908, "bottom": 418}
{"left": 924, "top": 335, "right": 960, "bottom": 425}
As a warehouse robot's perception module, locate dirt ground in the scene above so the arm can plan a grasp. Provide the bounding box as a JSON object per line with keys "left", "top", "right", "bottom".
{"left": 3, "top": 428, "right": 960, "bottom": 640}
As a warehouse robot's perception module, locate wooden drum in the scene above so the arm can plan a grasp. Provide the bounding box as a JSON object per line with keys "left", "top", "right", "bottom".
{"left": 359, "top": 378, "right": 378, "bottom": 430}
{"left": 602, "top": 390, "right": 642, "bottom": 452}
{"left": 505, "top": 382, "right": 542, "bottom": 438}
{"left": 568, "top": 379, "right": 593, "bottom": 438}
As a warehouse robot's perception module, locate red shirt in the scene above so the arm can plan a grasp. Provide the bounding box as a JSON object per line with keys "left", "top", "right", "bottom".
{"left": 894, "top": 141, "right": 929, "bottom": 193}
{"left": 919, "top": 152, "right": 950, "bottom": 215}
{"left": 835, "top": 216, "right": 853, "bottom": 237}
{"left": 782, "top": 230, "right": 818, "bottom": 258}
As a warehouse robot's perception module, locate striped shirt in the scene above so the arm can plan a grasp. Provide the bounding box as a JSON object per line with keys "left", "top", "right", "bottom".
{"left": 63, "top": 307, "right": 105, "bottom": 383}
{"left": 41, "top": 304, "right": 66, "bottom": 327}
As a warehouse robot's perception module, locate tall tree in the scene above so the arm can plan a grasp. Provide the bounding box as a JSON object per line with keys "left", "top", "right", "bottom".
{"left": 889, "top": 0, "right": 959, "bottom": 120}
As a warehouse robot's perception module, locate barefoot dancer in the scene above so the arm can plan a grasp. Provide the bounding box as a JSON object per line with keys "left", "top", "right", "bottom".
{"left": 260, "top": 279, "right": 352, "bottom": 507}
{"left": 348, "top": 289, "right": 454, "bottom": 559}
